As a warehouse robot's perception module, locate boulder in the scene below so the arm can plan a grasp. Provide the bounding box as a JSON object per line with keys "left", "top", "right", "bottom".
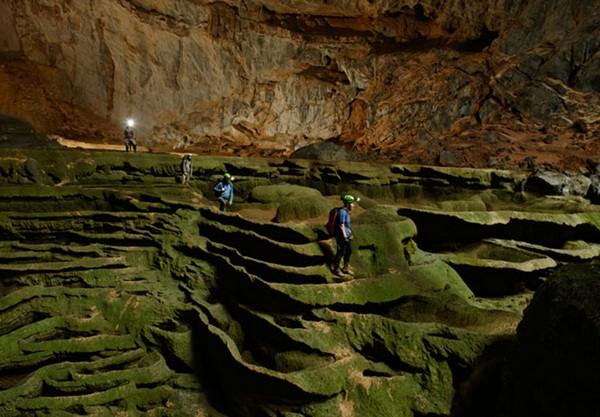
{"left": 501, "top": 264, "right": 600, "bottom": 417}
{"left": 524, "top": 170, "right": 592, "bottom": 197}
{"left": 351, "top": 206, "right": 418, "bottom": 276}
{"left": 586, "top": 174, "right": 600, "bottom": 204}
{"left": 568, "top": 174, "right": 592, "bottom": 197}
{"left": 23, "top": 158, "right": 54, "bottom": 186}
{"left": 524, "top": 170, "right": 570, "bottom": 195}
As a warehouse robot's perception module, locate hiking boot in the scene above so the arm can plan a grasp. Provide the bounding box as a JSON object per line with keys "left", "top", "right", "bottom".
{"left": 333, "top": 268, "right": 344, "bottom": 277}
{"left": 341, "top": 266, "right": 354, "bottom": 276}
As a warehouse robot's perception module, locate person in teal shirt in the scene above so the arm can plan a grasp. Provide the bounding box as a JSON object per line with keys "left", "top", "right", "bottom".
{"left": 213, "top": 173, "right": 234, "bottom": 211}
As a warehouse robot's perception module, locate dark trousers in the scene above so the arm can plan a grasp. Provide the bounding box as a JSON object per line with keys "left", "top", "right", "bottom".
{"left": 333, "top": 236, "right": 352, "bottom": 268}
{"left": 125, "top": 140, "right": 136, "bottom": 152}
{"left": 217, "top": 197, "right": 228, "bottom": 211}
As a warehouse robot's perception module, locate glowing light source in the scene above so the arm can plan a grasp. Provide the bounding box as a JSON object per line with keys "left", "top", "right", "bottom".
{"left": 126, "top": 119, "right": 135, "bottom": 127}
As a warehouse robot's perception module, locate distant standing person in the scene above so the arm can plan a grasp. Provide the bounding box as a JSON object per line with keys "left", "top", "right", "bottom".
{"left": 213, "top": 173, "right": 234, "bottom": 211}
{"left": 180, "top": 153, "right": 193, "bottom": 184}
{"left": 124, "top": 120, "right": 136, "bottom": 153}
{"left": 332, "top": 194, "right": 359, "bottom": 277}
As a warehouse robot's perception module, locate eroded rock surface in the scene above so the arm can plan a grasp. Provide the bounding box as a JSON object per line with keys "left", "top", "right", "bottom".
{"left": 0, "top": 149, "right": 599, "bottom": 416}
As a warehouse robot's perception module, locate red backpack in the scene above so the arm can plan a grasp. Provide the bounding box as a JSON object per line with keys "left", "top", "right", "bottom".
{"left": 325, "top": 207, "right": 340, "bottom": 237}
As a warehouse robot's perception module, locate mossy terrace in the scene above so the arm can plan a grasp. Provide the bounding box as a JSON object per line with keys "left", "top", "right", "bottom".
{"left": 1, "top": 148, "right": 599, "bottom": 416}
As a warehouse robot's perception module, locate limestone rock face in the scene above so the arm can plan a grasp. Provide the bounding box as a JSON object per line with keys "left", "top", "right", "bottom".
{"left": 2, "top": 1, "right": 600, "bottom": 169}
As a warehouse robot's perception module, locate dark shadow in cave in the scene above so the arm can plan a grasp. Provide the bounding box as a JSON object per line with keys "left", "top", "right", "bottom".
{"left": 0, "top": 114, "right": 62, "bottom": 148}
{"left": 449, "top": 337, "right": 515, "bottom": 417}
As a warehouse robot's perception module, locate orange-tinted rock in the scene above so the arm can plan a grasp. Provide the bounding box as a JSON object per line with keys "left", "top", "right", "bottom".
{"left": 0, "top": 0, "right": 599, "bottom": 171}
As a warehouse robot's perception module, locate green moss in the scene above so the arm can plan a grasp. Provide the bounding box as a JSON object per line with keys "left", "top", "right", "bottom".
{"left": 408, "top": 258, "right": 475, "bottom": 300}
{"left": 350, "top": 206, "right": 418, "bottom": 275}
{"left": 273, "top": 350, "right": 334, "bottom": 373}
{"left": 522, "top": 195, "right": 599, "bottom": 213}
{"left": 578, "top": 212, "right": 600, "bottom": 229}
{"left": 391, "top": 183, "right": 425, "bottom": 202}
{"left": 250, "top": 184, "right": 323, "bottom": 203}
{"left": 15, "top": 381, "right": 138, "bottom": 410}
{"left": 436, "top": 199, "right": 488, "bottom": 212}
{"left": 4, "top": 148, "right": 598, "bottom": 417}
{"left": 275, "top": 197, "right": 331, "bottom": 222}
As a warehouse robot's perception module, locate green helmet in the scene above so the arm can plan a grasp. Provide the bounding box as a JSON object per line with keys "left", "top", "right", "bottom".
{"left": 223, "top": 173, "right": 231, "bottom": 179}
{"left": 342, "top": 194, "right": 357, "bottom": 203}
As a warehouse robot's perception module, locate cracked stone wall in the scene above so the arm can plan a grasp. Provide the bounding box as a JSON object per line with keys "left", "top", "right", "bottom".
{"left": 1, "top": 1, "right": 600, "bottom": 169}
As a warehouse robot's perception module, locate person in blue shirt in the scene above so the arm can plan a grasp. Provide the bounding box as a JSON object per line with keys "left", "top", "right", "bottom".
{"left": 213, "top": 173, "right": 234, "bottom": 211}
{"left": 333, "top": 194, "right": 358, "bottom": 277}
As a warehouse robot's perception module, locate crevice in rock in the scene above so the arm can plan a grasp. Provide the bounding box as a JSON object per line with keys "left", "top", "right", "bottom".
{"left": 208, "top": 2, "right": 239, "bottom": 41}
{"left": 119, "top": 0, "right": 192, "bottom": 36}
{"left": 299, "top": 65, "right": 350, "bottom": 86}
{"left": 369, "top": 29, "right": 498, "bottom": 55}
{"left": 262, "top": 11, "right": 375, "bottom": 39}
{"left": 355, "top": 341, "right": 424, "bottom": 375}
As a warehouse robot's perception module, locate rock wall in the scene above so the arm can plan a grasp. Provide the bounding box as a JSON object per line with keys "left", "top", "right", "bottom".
{"left": 1, "top": 0, "right": 600, "bottom": 168}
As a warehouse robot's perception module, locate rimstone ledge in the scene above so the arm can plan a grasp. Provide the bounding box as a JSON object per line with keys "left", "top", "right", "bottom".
{"left": 0, "top": 148, "right": 599, "bottom": 416}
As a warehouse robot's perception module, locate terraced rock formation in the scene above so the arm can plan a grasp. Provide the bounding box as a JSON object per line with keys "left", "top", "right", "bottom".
{"left": 1, "top": 148, "right": 599, "bottom": 416}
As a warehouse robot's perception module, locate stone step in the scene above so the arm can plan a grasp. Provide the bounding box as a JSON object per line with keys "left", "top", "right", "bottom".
{"left": 198, "top": 207, "right": 317, "bottom": 244}
{"left": 207, "top": 241, "right": 330, "bottom": 284}
{"left": 199, "top": 220, "right": 324, "bottom": 268}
